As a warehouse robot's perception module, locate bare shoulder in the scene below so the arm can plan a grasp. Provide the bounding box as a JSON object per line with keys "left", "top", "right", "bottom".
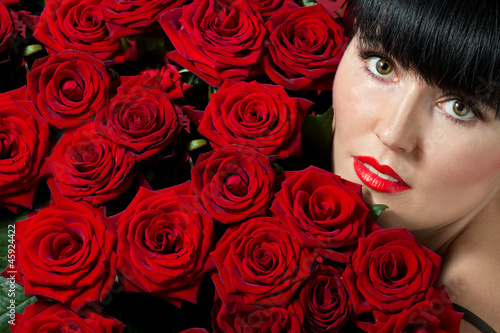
{"left": 439, "top": 229, "right": 500, "bottom": 332}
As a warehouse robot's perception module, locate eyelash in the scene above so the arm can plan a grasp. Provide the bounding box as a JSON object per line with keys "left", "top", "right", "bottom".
{"left": 358, "top": 48, "right": 482, "bottom": 126}
{"left": 358, "top": 50, "right": 396, "bottom": 83}
{"left": 440, "top": 100, "right": 481, "bottom": 127}
{"left": 363, "top": 66, "right": 388, "bottom": 83}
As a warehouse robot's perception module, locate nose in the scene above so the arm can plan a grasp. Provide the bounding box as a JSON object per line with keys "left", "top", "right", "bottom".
{"left": 374, "top": 83, "right": 427, "bottom": 153}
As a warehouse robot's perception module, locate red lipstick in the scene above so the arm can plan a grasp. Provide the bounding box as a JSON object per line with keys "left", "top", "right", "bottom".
{"left": 353, "top": 156, "right": 411, "bottom": 193}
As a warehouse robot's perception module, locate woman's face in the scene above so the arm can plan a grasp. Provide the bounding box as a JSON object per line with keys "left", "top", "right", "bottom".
{"left": 332, "top": 36, "right": 500, "bottom": 242}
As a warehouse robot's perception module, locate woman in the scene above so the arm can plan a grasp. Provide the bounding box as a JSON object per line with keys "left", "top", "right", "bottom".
{"left": 331, "top": 0, "right": 500, "bottom": 332}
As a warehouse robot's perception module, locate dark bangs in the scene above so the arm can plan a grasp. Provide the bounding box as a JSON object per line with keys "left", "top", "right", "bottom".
{"left": 347, "top": 0, "right": 500, "bottom": 118}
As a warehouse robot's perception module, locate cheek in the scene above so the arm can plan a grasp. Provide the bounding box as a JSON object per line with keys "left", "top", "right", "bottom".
{"left": 331, "top": 96, "right": 365, "bottom": 179}
{"left": 332, "top": 71, "right": 382, "bottom": 132}
{"left": 426, "top": 128, "right": 500, "bottom": 185}
{"left": 332, "top": 75, "right": 379, "bottom": 159}
{"left": 419, "top": 138, "right": 500, "bottom": 219}
{"left": 447, "top": 151, "right": 500, "bottom": 187}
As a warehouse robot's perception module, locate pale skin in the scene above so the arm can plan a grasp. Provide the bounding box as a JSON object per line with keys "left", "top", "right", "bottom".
{"left": 331, "top": 36, "right": 500, "bottom": 332}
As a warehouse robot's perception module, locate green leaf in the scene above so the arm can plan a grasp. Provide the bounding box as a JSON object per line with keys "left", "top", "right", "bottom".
{"left": 208, "top": 86, "right": 217, "bottom": 101}
{"left": 300, "top": 0, "right": 317, "bottom": 6}
{"left": 186, "top": 139, "right": 208, "bottom": 152}
{"left": 301, "top": 106, "right": 334, "bottom": 155}
{"left": 181, "top": 72, "right": 206, "bottom": 87}
{"left": 0, "top": 276, "right": 37, "bottom": 331}
{"left": 272, "top": 163, "right": 285, "bottom": 176}
{"left": 120, "top": 38, "right": 129, "bottom": 51}
{"left": 109, "top": 68, "right": 120, "bottom": 81}
{"left": 135, "top": 35, "right": 168, "bottom": 56}
{"left": 368, "top": 204, "right": 389, "bottom": 221}
{"left": 21, "top": 44, "right": 44, "bottom": 57}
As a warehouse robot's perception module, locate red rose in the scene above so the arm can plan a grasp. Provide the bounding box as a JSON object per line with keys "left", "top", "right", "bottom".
{"left": 343, "top": 228, "right": 442, "bottom": 315}
{"left": 95, "top": 74, "right": 184, "bottom": 161}
{"left": 46, "top": 122, "right": 136, "bottom": 206}
{"left": 0, "top": 87, "right": 50, "bottom": 212}
{"left": 114, "top": 182, "right": 214, "bottom": 307}
{"left": 180, "top": 329, "right": 210, "bottom": 333}
{"left": 211, "top": 216, "right": 314, "bottom": 313}
{"left": 366, "top": 287, "right": 462, "bottom": 333}
{"left": 299, "top": 264, "right": 351, "bottom": 333}
{"left": 34, "top": 0, "right": 136, "bottom": 62}
{"left": 198, "top": 80, "right": 312, "bottom": 158}
{"left": 213, "top": 300, "right": 304, "bottom": 333}
{"left": 263, "top": 5, "right": 348, "bottom": 90}
{"left": 159, "top": 0, "right": 267, "bottom": 87}
{"left": 11, "top": 301, "right": 125, "bottom": 333}
{"left": 316, "top": 0, "right": 350, "bottom": 19}
{"left": 271, "top": 166, "right": 373, "bottom": 263}
{"left": 0, "top": 2, "right": 17, "bottom": 55}
{"left": 6, "top": 197, "right": 117, "bottom": 311}
{"left": 99, "top": 0, "right": 187, "bottom": 37}
{"left": 122, "top": 64, "right": 191, "bottom": 101}
{"left": 27, "top": 51, "right": 112, "bottom": 129}
{"left": 190, "top": 145, "right": 277, "bottom": 224}
{"left": 219, "top": 0, "right": 299, "bottom": 19}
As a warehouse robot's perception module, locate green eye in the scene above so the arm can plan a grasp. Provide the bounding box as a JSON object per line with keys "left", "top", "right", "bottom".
{"left": 453, "top": 100, "right": 471, "bottom": 117}
{"left": 376, "top": 58, "right": 393, "bottom": 75}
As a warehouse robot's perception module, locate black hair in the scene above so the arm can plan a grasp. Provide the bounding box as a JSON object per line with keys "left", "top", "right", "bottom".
{"left": 345, "top": 0, "right": 500, "bottom": 118}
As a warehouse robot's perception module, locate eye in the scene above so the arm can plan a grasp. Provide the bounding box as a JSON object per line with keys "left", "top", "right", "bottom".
{"left": 442, "top": 99, "right": 476, "bottom": 121}
{"left": 367, "top": 57, "right": 396, "bottom": 79}
{"left": 452, "top": 100, "right": 471, "bottom": 117}
{"left": 375, "top": 58, "right": 393, "bottom": 74}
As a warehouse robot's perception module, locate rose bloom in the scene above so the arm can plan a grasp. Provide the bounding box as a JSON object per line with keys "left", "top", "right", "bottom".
{"left": 121, "top": 64, "right": 191, "bottom": 101}
{"left": 271, "top": 166, "right": 375, "bottom": 263}
{"left": 34, "top": 0, "right": 136, "bottom": 62}
{"left": 159, "top": 0, "right": 267, "bottom": 87}
{"left": 99, "top": 0, "right": 187, "bottom": 36}
{"left": 27, "top": 51, "right": 112, "bottom": 129}
{"left": 263, "top": 4, "right": 348, "bottom": 90}
{"left": 211, "top": 216, "right": 314, "bottom": 313}
{"left": 46, "top": 122, "right": 136, "bottom": 206}
{"left": 190, "top": 145, "right": 277, "bottom": 224}
{"left": 5, "top": 197, "right": 117, "bottom": 311}
{"left": 365, "top": 287, "right": 462, "bottom": 333}
{"left": 11, "top": 301, "right": 125, "bottom": 333}
{"left": 218, "top": 0, "right": 298, "bottom": 19}
{"left": 213, "top": 300, "right": 304, "bottom": 333}
{"left": 0, "top": 87, "right": 50, "bottom": 212}
{"left": 343, "top": 228, "right": 442, "bottom": 315}
{"left": 180, "top": 329, "right": 210, "bottom": 333}
{"left": 113, "top": 182, "right": 214, "bottom": 307}
{"left": 198, "top": 80, "right": 312, "bottom": 158}
{"left": 299, "top": 264, "right": 351, "bottom": 333}
{"left": 95, "top": 74, "right": 184, "bottom": 161}
{"left": 0, "top": 2, "right": 17, "bottom": 55}
{"left": 316, "top": 0, "right": 351, "bottom": 19}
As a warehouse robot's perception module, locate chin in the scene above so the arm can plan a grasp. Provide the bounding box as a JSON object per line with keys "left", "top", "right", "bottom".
{"left": 375, "top": 209, "right": 420, "bottom": 234}
{"left": 374, "top": 210, "right": 399, "bottom": 229}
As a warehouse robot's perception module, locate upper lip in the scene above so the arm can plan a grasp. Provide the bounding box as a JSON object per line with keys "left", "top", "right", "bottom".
{"left": 353, "top": 156, "right": 410, "bottom": 186}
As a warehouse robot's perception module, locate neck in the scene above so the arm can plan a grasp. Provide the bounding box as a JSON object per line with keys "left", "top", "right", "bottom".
{"left": 413, "top": 190, "right": 500, "bottom": 256}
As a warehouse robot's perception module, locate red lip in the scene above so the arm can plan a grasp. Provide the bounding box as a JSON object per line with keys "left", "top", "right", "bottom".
{"left": 353, "top": 156, "right": 411, "bottom": 193}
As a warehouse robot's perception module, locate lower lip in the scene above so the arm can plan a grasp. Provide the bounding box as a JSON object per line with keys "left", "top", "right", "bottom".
{"left": 353, "top": 158, "right": 411, "bottom": 193}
